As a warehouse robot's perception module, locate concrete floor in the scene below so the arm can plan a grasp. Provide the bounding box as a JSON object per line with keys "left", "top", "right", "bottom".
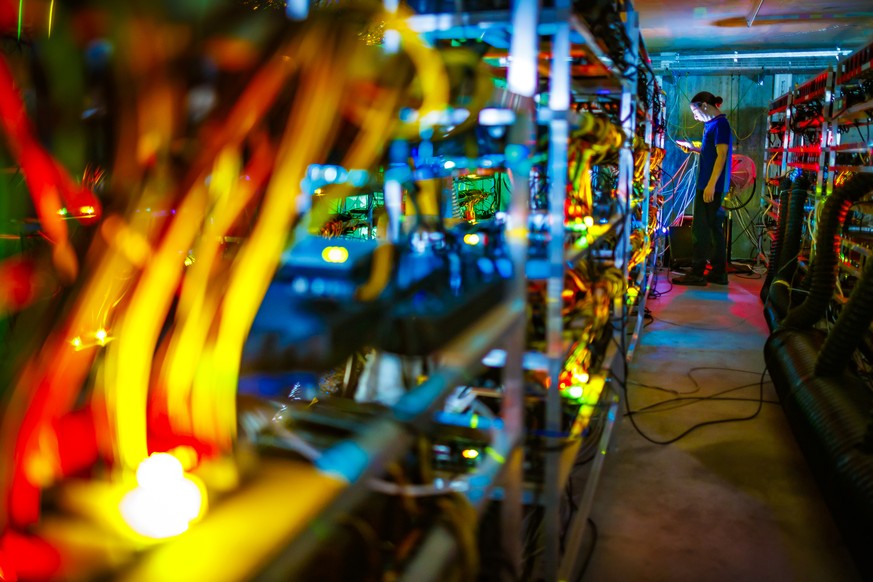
{"left": 580, "top": 270, "right": 862, "bottom": 582}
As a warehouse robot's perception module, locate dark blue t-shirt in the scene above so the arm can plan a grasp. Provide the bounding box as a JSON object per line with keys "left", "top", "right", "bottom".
{"left": 697, "top": 114, "right": 732, "bottom": 192}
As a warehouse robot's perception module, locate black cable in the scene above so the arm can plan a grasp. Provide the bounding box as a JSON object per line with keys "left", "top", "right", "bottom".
{"left": 628, "top": 379, "right": 682, "bottom": 396}
{"left": 620, "top": 368, "right": 768, "bottom": 446}
{"left": 730, "top": 206, "right": 765, "bottom": 250}
{"left": 647, "top": 268, "right": 673, "bottom": 299}
{"left": 631, "top": 395, "right": 781, "bottom": 413}
{"left": 723, "top": 178, "right": 758, "bottom": 212}
{"left": 642, "top": 309, "right": 655, "bottom": 328}
{"left": 627, "top": 380, "right": 778, "bottom": 415}
{"left": 630, "top": 365, "right": 763, "bottom": 398}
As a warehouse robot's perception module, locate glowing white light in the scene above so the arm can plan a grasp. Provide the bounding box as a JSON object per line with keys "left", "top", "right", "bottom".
{"left": 120, "top": 453, "right": 204, "bottom": 539}
{"left": 322, "top": 246, "right": 349, "bottom": 263}
{"left": 479, "top": 108, "right": 516, "bottom": 126}
{"left": 507, "top": 0, "right": 538, "bottom": 96}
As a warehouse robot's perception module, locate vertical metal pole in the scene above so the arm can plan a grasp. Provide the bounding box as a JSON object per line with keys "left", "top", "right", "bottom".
{"left": 641, "top": 92, "right": 653, "bottom": 293}
{"left": 617, "top": 9, "right": 639, "bottom": 295}
{"left": 385, "top": 141, "right": 407, "bottom": 243}
{"left": 824, "top": 70, "right": 838, "bottom": 198}
{"left": 781, "top": 93, "right": 793, "bottom": 177}
{"left": 508, "top": 0, "right": 540, "bottom": 99}
{"left": 814, "top": 68, "right": 833, "bottom": 198}
{"left": 506, "top": 1, "right": 538, "bottom": 579}
{"left": 542, "top": 2, "right": 570, "bottom": 579}
{"left": 556, "top": 396, "right": 620, "bottom": 581}
{"left": 500, "top": 318, "right": 525, "bottom": 582}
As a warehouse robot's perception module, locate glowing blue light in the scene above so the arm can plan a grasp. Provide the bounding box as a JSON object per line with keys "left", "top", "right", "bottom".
{"left": 479, "top": 108, "right": 516, "bottom": 126}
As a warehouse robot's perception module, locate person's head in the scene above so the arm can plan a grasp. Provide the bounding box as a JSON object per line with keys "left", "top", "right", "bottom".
{"left": 689, "top": 91, "right": 723, "bottom": 121}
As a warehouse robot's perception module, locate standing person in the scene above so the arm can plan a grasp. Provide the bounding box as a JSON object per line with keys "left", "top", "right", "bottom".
{"left": 673, "top": 91, "right": 733, "bottom": 286}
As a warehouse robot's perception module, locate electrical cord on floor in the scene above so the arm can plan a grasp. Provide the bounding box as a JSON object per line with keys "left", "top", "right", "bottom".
{"left": 647, "top": 267, "right": 673, "bottom": 299}
{"left": 617, "top": 362, "right": 770, "bottom": 446}
{"left": 632, "top": 366, "right": 764, "bottom": 397}
{"left": 629, "top": 378, "right": 682, "bottom": 396}
{"left": 733, "top": 269, "right": 764, "bottom": 280}
{"left": 627, "top": 381, "right": 780, "bottom": 416}
{"left": 642, "top": 307, "right": 655, "bottom": 328}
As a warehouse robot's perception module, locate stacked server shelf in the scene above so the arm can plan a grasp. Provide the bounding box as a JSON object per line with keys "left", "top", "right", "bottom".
{"left": 761, "top": 37, "right": 873, "bottom": 579}
{"left": 0, "top": 2, "right": 662, "bottom": 581}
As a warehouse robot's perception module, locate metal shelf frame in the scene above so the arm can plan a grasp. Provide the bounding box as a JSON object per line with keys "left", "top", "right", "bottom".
{"left": 763, "top": 37, "right": 873, "bottom": 331}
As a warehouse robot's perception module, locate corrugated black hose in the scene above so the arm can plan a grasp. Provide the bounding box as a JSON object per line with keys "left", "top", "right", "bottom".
{"left": 767, "top": 176, "right": 810, "bottom": 315}
{"left": 760, "top": 177, "right": 794, "bottom": 302}
{"left": 782, "top": 175, "right": 873, "bottom": 330}
{"left": 817, "top": 240, "right": 873, "bottom": 375}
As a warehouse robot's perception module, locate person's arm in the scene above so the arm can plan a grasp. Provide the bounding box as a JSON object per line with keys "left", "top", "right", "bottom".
{"left": 676, "top": 140, "right": 700, "bottom": 154}
{"left": 703, "top": 143, "right": 728, "bottom": 203}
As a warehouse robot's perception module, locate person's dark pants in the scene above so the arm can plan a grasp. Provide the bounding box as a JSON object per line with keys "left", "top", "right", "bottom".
{"left": 691, "top": 189, "right": 726, "bottom": 276}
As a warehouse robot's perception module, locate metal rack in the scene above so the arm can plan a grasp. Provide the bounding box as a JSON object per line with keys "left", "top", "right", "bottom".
{"left": 2, "top": 2, "right": 661, "bottom": 581}
{"left": 763, "top": 38, "right": 873, "bottom": 295}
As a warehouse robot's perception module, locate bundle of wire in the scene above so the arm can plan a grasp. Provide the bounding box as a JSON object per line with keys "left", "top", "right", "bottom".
{"left": 0, "top": 0, "right": 496, "bottom": 559}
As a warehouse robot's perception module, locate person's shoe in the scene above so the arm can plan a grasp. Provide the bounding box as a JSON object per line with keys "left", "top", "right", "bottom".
{"left": 672, "top": 273, "right": 707, "bottom": 286}
{"left": 706, "top": 272, "right": 728, "bottom": 285}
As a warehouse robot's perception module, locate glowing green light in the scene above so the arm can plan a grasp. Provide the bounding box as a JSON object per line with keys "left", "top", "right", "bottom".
{"left": 568, "top": 385, "right": 584, "bottom": 399}
{"left": 17, "top": 0, "right": 23, "bottom": 40}
{"left": 485, "top": 447, "right": 505, "bottom": 464}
